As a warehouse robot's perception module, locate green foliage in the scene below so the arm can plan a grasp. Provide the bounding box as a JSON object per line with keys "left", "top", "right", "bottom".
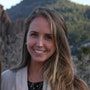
{"left": 7, "top": 0, "right": 90, "bottom": 46}
{"left": 80, "top": 47, "right": 90, "bottom": 55}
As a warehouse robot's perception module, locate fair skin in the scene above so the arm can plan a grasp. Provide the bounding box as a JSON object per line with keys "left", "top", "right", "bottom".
{"left": 26, "top": 16, "right": 55, "bottom": 82}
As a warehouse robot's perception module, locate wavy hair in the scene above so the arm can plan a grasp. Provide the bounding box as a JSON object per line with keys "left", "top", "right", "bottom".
{"left": 13, "top": 7, "right": 88, "bottom": 90}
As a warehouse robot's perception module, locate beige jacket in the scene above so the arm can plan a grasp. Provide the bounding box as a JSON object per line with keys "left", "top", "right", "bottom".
{"left": 1, "top": 67, "right": 51, "bottom": 90}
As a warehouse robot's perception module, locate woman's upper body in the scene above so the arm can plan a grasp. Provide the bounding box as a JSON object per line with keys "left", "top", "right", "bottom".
{"left": 1, "top": 66, "right": 51, "bottom": 90}
{"left": 1, "top": 7, "right": 89, "bottom": 90}
{"left": 1, "top": 66, "right": 88, "bottom": 90}
{"left": 1, "top": 67, "right": 88, "bottom": 90}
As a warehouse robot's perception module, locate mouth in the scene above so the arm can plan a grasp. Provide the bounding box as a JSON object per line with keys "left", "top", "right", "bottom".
{"left": 33, "top": 48, "right": 46, "bottom": 54}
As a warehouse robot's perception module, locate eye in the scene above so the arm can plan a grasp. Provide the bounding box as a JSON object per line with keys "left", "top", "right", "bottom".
{"left": 45, "top": 34, "right": 53, "bottom": 41}
{"left": 30, "top": 32, "right": 38, "bottom": 38}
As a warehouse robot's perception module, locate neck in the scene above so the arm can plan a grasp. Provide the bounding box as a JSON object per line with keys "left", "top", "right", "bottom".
{"left": 28, "top": 60, "right": 44, "bottom": 82}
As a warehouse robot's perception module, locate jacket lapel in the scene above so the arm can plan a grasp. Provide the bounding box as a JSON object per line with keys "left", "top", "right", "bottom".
{"left": 16, "top": 67, "right": 28, "bottom": 90}
{"left": 15, "top": 66, "right": 51, "bottom": 90}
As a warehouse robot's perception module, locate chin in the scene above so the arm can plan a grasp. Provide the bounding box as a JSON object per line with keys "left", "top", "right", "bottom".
{"left": 32, "top": 57, "right": 47, "bottom": 62}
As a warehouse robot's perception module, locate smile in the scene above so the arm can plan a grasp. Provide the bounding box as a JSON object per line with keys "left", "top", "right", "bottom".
{"left": 33, "top": 49, "right": 46, "bottom": 54}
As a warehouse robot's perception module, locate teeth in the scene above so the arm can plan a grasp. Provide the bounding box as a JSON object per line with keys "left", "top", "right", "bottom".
{"left": 34, "top": 50, "right": 45, "bottom": 53}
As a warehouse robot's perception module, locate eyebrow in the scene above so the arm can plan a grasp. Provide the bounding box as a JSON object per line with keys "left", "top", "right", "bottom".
{"left": 30, "top": 31, "right": 53, "bottom": 36}
{"left": 30, "top": 31, "right": 38, "bottom": 33}
{"left": 45, "top": 33, "right": 53, "bottom": 36}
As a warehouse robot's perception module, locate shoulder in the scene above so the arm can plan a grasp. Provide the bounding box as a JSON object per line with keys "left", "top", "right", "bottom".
{"left": 1, "top": 69, "right": 16, "bottom": 84}
{"left": 1, "top": 69, "right": 16, "bottom": 90}
{"left": 2, "top": 69, "right": 15, "bottom": 79}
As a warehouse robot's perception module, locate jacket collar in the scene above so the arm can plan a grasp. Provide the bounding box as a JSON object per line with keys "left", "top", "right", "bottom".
{"left": 16, "top": 67, "right": 28, "bottom": 90}
{"left": 15, "top": 66, "right": 51, "bottom": 90}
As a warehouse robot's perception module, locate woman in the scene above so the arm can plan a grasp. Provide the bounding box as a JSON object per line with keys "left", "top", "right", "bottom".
{"left": 1, "top": 7, "right": 88, "bottom": 90}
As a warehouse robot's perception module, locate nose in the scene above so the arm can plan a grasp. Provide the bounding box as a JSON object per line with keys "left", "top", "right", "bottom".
{"left": 36, "top": 37, "right": 44, "bottom": 47}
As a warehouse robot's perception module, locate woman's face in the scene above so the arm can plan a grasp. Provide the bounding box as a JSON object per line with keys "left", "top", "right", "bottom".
{"left": 26, "top": 16, "right": 55, "bottom": 62}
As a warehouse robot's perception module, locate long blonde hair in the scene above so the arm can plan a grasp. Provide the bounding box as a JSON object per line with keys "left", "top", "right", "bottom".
{"left": 13, "top": 7, "right": 88, "bottom": 90}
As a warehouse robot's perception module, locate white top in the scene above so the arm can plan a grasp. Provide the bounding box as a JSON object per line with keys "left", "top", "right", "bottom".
{"left": 1, "top": 67, "right": 51, "bottom": 90}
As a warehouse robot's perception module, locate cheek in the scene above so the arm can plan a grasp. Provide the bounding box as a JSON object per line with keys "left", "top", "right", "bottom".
{"left": 26, "top": 41, "right": 34, "bottom": 56}
{"left": 51, "top": 43, "right": 56, "bottom": 53}
{"left": 27, "top": 35, "right": 35, "bottom": 45}
{"left": 47, "top": 42, "right": 55, "bottom": 52}
{"left": 51, "top": 45, "right": 55, "bottom": 53}
{"left": 26, "top": 38, "right": 35, "bottom": 50}
{"left": 27, "top": 40, "right": 34, "bottom": 47}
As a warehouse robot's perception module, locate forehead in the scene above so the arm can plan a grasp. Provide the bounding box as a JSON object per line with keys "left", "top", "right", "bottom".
{"left": 28, "top": 16, "right": 52, "bottom": 33}
{"left": 30, "top": 16, "right": 49, "bottom": 26}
